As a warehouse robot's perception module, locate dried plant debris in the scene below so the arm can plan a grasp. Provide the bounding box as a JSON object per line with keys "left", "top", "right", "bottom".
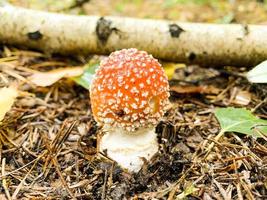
{"left": 1, "top": 0, "right": 267, "bottom": 198}
{"left": 0, "top": 47, "right": 266, "bottom": 199}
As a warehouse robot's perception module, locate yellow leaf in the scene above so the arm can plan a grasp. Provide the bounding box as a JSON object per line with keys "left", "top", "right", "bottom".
{"left": 0, "top": 87, "right": 18, "bottom": 122}
{"left": 162, "top": 62, "right": 185, "bottom": 80}
{"left": 29, "top": 67, "right": 84, "bottom": 87}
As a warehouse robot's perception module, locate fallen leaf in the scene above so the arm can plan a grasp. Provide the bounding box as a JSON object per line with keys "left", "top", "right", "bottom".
{"left": 162, "top": 62, "right": 185, "bottom": 80}
{"left": 170, "top": 85, "right": 220, "bottom": 94}
{"left": 29, "top": 67, "right": 84, "bottom": 87}
{"left": 233, "top": 90, "right": 251, "bottom": 105}
{"left": 247, "top": 60, "right": 267, "bottom": 83}
{"left": 71, "top": 63, "right": 99, "bottom": 89}
{"left": 0, "top": 87, "right": 18, "bottom": 122}
{"left": 215, "top": 107, "right": 267, "bottom": 138}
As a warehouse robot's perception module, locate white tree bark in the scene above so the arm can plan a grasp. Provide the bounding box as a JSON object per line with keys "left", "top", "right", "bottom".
{"left": 1, "top": 4, "right": 267, "bottom": 67}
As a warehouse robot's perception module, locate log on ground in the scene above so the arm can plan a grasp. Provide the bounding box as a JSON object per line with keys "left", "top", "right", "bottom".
{"left": 1, "top": 4, "right": 267, "bottom": 67}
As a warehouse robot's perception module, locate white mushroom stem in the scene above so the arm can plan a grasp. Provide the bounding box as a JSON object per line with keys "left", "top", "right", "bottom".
{"left": 100, "top": 127, "right": 158, "bottom": 172}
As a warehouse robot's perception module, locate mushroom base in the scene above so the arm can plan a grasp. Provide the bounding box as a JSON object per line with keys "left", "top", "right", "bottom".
{"left": 100, "top": 127, "right": 158, "bottom": 173}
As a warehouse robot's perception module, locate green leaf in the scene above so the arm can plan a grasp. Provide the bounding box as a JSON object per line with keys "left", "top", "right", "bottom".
{"left": 71, "top": 63, "right": 99, "bottom": 89}
{"left": 218, "top": 12, "right": 235, "bottom": 24}
{"left": 215, "top": 107, "right": 267, "bottom": 137}
{"left": 247, "top": 60, "right": 267, "bottom": 83}
{"left": 176, "top": 184, "right": 199, "bottom": 200}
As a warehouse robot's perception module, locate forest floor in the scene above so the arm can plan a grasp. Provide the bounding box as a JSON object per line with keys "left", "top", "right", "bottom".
{"left": 0, "top": 0, "right": 266, "bottom": 199}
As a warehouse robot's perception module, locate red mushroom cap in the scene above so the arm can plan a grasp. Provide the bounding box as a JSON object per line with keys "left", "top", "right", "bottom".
{"left": 90, "top": 48, "right": 170, "bottom": 131}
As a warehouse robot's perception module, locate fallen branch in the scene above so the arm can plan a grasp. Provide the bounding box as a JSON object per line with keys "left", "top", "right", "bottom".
{"left": 1, "top": 4, "right": 267, "bottom": 67}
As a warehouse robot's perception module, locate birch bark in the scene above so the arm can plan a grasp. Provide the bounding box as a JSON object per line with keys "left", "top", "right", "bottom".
{"left": 1, "top": 5, "right": 267, "bottom": 66}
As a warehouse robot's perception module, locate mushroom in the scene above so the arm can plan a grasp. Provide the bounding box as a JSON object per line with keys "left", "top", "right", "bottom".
{"left": 90, "top": 48, "right": 170, "bottom": 172}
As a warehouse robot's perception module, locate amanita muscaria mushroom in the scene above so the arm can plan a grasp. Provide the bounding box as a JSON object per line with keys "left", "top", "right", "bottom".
{"left": 90, "top": 48, "right": 170, "bottom": 172}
